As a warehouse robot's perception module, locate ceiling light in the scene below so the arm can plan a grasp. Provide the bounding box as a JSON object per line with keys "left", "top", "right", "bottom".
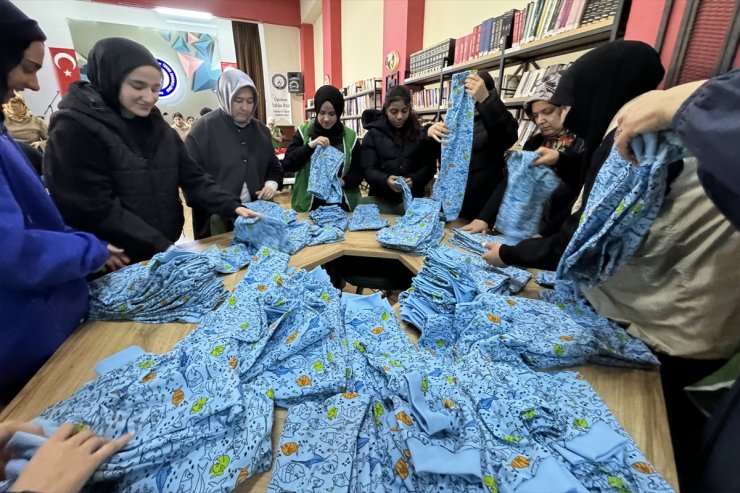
{"left": 154, "top": 7, "right": 213, "bottom": 20}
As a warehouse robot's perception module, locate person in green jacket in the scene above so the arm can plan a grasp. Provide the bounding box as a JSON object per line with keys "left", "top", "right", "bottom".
{"left": 281, "top": 85, "right": 364, "bottom": 212}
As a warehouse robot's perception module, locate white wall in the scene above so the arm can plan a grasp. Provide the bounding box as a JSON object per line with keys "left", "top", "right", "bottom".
{"left": 313, "top": 13, "right": 324, "bottom": 92}
{"left": 11, "top": 0, "right": 236, "bottom": 117}
{"left": 341, "top": 0, "right": 383, "bottom": 85}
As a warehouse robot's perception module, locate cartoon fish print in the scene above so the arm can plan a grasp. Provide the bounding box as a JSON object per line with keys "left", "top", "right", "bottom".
{"left": 210, "top": 455, "right": 230, "bottom": 479}
{"left": 446, "top": 376, "right": 456, "bottom": 384}
{"left": 382, "top": 366, "right": 390, "bottom": 372}
{"left": 171, "top": 388, "right": 184, "bottom": 407}
{"left": 436, "top": 339, "right": 446, "bottom": 348}
{"left": 522, "top": 408, "right": 535, "bottom": 420}
{"left": 273, "top": 274, "right": 283, "bottom": 287}
{"left": 615, "top": 198, "right": 627, "bottom": 214}
{"left": 257, "top": 284, "right": 268, "bottom": 292}
{"left": 321, "top": 292, "right": 331, "bottom": 302}
{"left": 261, "top": 248, "right": 270, "bottom": 256}
{"left": 327, "top": 406, "right": 338, "bottom": 420}
{"left": 381, "top": 312, "right": 391, "bottom": 321}
{"left": 484, "top": 475, "right": 498, "bottom": 493}
{"left": 190, "top": 397, "right": 208, "bottom": 414}
{"left": 353, "top": 340, "right": 366, "bottom": 353}
{"left": 631, "top": 462, "right": 654, "bottom": 474}
{"left": 559, "top": 335, "right": 574, "bottom": 341}
{"left": 506, "top": 299, "right": 517, "bottom": 307}
{"left": 573, "top": 418, "right": 588, "bottom": 429}
{"left": 296, "top": 453, "right": 326, "bottom": 467}
{"left": 371, "top": 326, "right": 384, "bottom": 335}
{"left": 342, "top": 391, "right": 359, "bottom": 399}
{"left": 607, "top": 476, "right": 631, "bottom": 493}
{"left": 296, "top": 375, "right": 313, "bottom": 387}
{"left": 229, "top": 357, "right": 238, "bottom": 369}
{"left": 285, "top": 331, "right": 299, "bottom": 344}
{"left": 140, "top": 372, "right": 156, "bottom": 384}
{"left": 421, "top": 377, "right": 429, "bottom": 393}
{"left": 429, "top": 368, "right": 442, "bottom": 377}
{"left": 235, "top": 467, "right": 249, "bottom": 484}
{"left": 487, "top": 313, "right": 501, "bottom": 323}
{"left": 395, "top": 411, "right": 413, "bottom": 426}
{"left": 479, "top": 397, "right": 494, "bottom": 410}
{"left": 511, "top": 456, "right": 529, "bottom": 468}
{"left": 228, "top": 296, "right": 237, "bottom": 307}
{"left": 389, "top": 360, "right": 401, "bottom": 367}
{"left": 373, "top": 401, "right": 385, "bottom": 426}
{"left": 266, "top": 388, "right": 275, "bottom": 400}
{"left": 138, "top": 360, "right": 155, "bottom": 369}
{"left": 553, "top": 343, "right": 565, "bottom": 356}
{"left": 116, "top": 304, "right": 127, "bottom": 312}
{"left": 313, "top": 360, "right": 325, "bottom": 371}
{"left": 503, "top": 435, "right": 521, "bottom": 443}
{"left": 395, "top": 458, "right": 409, "bottom": 480}
{"left": 211, "top": 345, "right": 225, "bottom": 357}
{"left": 281, "top": 442, "right": 299, "bottom": 456}
{"left": 443, "top": 399, "right": 455, "bottom": 409}
{"left": 239, "top": 322, "right": 249, "bottom": 329}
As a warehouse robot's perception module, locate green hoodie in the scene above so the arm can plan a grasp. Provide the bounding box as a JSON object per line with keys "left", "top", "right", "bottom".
{"left": 291, "top": 119, "right": 360, "bottom": 212}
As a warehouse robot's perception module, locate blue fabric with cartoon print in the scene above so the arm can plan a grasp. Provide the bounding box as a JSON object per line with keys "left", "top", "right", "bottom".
{"left": 395, "top": 176, "right": 414, "bottom": 212}
{"left": 309, "top": 205, "right": 349, "bottom": 230}
{"left": 557, "top": 132, "right": 687, "bottom": 286}
{"left": 377, "top": 198, "right": 444, "bottom": 254}
{"left": 348, "top": 204, "right": 389, "bottom": 231}
{"left": 308, "top": 144, "right": 344, "bottom": 204}
{"left": 535, "top": 270, "right": 558, "bottom": 288}
{"left": 448, "top": 228, "right": 518, "bottom": 255}
{"left": 432, "top": 71, "right": 475, "bottom": 221}
{"left": 88, "top": 248, "right": 228, "bottom": 323}
{"left": 241, "top": 200, "right": 297, "bottom": 224}
{"left": 495, "top": 151, "right": 563, "bottom": 242}
{"left": 233, "top": 215, "right": 293, "bottom": 255}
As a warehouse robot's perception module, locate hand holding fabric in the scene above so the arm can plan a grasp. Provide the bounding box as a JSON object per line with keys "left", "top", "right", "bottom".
{"left": 460, "top": 219, "right": 489, "bottom": 234}
{"left": 387, "top": 175, "right": 403, "bottom": 192}
{"left": 12, "top": 423, "right": 134, "bottom": 493}
{"left": 482, "top": 242, "right": 507, "bottom": 267}
{"left": 235, "top": 206, "right": 260, "bottom": 218}
{"left": 256, "top": 186, "right": 276, "bottom": 200}
{"left": 533, "top": 147, "right": 560, "bottom": 167}
{"left": 102, "top": 244, "right": 130, "bottom": 273}
{"left": 308, "top": 136, "right": 330, "bottom": 149}
{"left": 0, "top": 421, "right": 44, "bottom": 479}
{"left": 427, "top": 122, "right": 449, "bottom": 144}
{"left": 464, "top": 74, "right": 489, "bottom": 103}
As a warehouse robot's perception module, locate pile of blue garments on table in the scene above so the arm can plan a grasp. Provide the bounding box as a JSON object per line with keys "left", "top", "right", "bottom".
{"left": 309, "top": 204, "right": 349, "bottom": 230}
{"left": 448, "top": 228, "right": 518, "bottom": 255}
{"left": 376, "top": 198, "right": 445, "bottom": 254}
{"left": 9, "top": 245, "right": 671, "bottom": 493}
{"left": 87, "top": 245, "right": 252, "bottom": 323}
{"left": 348, "top": 204, "right": 389, "bottom": 231}
{"left": 233, "top": 200, "right": 344, "bottom": 255}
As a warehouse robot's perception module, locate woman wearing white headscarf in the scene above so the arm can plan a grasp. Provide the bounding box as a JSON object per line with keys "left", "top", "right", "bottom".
{"left": 185, "top": 69, "right": 283, "bottom": 238}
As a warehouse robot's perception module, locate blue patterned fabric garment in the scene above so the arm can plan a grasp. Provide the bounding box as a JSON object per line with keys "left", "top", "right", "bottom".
{"left": 395, "top": 176, "right": 414, "bottom": 212}
{"left": 348, "top": 204, "right": 389, "bottom": 231}
{"left": 309, "top": 205, "right": 349, "bottom": 230}
{"left": 19, "top": 245, "right": 671, "bottom": 493}
{"left": 88, "top": 249, "right": 228, "bottom": 323}
{"left": 448, "top": 228, "right": 518, "bottom": 255}
{"left": 432, "top": 71, "right": 475, "bottom": 221}
{"left": 308, "top": 144, "right": 344, "bottom": 204}
{"left": 535, "top": 270, "right": 558, "bottom": 288}
{"left": 233, "top": 215, "right": 294, "bottom": 255}
{"left": 307, "top": 225, "right": 345, "bottom": 245}
{"left": 495, "top": 151, "right": 563, "bottom": 241}
{"left": 557, "top": 133, "right": 687, "bottom": 286}
{"left": 242, "top": 200, "right": 298, "bottom": 224}
{"left": 376, "top": 198, "right": 444, "bottom": 254}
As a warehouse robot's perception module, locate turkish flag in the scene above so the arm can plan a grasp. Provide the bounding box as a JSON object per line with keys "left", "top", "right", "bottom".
{"left": 48, "top": 47, "right": 81, "bottom": 96}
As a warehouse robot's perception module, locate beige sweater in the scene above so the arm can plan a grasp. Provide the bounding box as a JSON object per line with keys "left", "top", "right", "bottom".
{"left": 583, "top": 158, "right": 740, "bottom": 359}
{"left": 6, "top": 116, "right": 47, "bottom": 147}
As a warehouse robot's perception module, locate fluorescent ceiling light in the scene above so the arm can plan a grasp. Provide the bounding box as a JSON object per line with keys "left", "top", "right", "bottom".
{"left": 164, "top": 19, "right": 217, "bottom": 29}
{"left": 154, "top": 7, "right": 213, "bottom": 20}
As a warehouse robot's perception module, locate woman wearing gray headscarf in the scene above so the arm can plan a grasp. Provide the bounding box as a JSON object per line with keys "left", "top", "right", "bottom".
{"left": 185, "top": 69, "right": 283, "bottom": 239}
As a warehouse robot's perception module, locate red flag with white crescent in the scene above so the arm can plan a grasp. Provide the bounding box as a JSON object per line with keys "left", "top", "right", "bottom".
{"left": 48, "top": 47, "right": 81, "bottom": 96}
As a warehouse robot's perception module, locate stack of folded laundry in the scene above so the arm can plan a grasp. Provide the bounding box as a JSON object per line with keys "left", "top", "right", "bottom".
{"left": 347, "top": 204, "right": 389, "bottom": 231}
{"left": 309, "top": 205, "right": 349, "bottom": 230}
{"left": 448, "top": 228, "right": 517, "bottom": 255}
{"left": 376, "top": 198, "right": 444, "bottom": 254}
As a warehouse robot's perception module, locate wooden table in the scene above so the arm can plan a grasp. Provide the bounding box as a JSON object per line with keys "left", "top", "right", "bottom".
{"left": 0, "top": 221, "right": 678, "bottom": 491}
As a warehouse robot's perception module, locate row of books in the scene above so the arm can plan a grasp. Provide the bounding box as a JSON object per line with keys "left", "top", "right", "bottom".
{"left": 511, "top": 63, "right": 570, "bottom": 98}
{"left": 343, "top": 118, "right": 369, "bottom": 139}
{"left": 342, "top": 78, "right": 381, "bottom": 97}
{"left": 305, "top": 78, "right": 381, "bottom": 114}
{"left": 515, "top": 119, "right": 539, "bottom": 147}
{"left": 421, "top": 0, "right": 620, "bottom": 71}
{"left": 410, "top": 80, "right": 452, "bottom": 109}
{"left": 344, "top": 93, "right": 382, "bottom": 117}
{"left": 409, "top": 39, "right": 456, "bottom": 80}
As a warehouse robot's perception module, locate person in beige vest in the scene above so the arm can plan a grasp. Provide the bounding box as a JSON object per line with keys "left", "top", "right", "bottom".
{"left": 2, "top": 91, "right": 47, "bottom": 151}
{"left": 170, "top": 111, "right": 190, "bottom": 140}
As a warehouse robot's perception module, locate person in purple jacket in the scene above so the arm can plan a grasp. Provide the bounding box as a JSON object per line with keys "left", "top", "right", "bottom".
{"left": 615, "top": 68, "right": 740, "bottom": 230}
{"left": 0, "top": 0, "right": 127, "bottom": 401}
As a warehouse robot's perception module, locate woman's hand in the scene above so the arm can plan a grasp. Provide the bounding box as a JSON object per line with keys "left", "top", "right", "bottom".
{"left": 482, "top": 242, "right": 507, "bottom": 267}
{"left": 100, "top": 244, "right": 130, "bottom": 273}
{"left": 308, "top": 136, "right": 330, "bottom": 149}
{"left": 533, "top": 147, "right": 560, "bottom": 167}
{"left": 387, "top": 175, "right": 403, "bottom": 193}
{"left": 235, "top": 206, "right": 259, "bottom": 218}
{"left": 427, "top": 122, "right": 449, "bottom": 144}
{"left": 460, "top": 219, "right": 490, "bottom": 234}
{"left": 465, "top": 74, "right": 490, "bottom": 103}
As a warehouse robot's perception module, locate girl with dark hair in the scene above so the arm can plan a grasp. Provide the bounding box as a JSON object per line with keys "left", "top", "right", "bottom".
{"left": 281, "top": 84, "right": 364, "bottom": 212}
{"left": 360, "top": 85, "right": 437, "bottom": 214}
{"left": 43, "top": 37, "right": 256, "bottom": 261}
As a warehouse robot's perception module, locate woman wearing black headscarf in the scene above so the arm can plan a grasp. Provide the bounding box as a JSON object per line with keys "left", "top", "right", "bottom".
{"left": 482, "top": 41, "right": 666, "bottom": 270}
{"left": 43, "top": 37, "right": 255, "bottom": 262}
{"left": 282, "top": 85, "right": 364, "bottom": 212}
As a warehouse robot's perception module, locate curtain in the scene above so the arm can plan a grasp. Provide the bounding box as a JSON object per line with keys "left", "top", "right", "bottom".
{"left": 232, "top": 21, "right": 266, "bottom": 123}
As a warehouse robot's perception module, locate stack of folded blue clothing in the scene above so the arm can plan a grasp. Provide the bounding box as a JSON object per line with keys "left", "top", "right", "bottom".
{"left": 535, "top": 270, "right": 558, "bottom": 288}
{"left": 448, "top": 228, "right": 517, "bottom": 255}
{"left": 88, "top": 249, "right": 228, "bottom": 323}
{"left": 307, "top": 225, "right": 345, "bottom": 245}
{"left": 376, "top": 198, "right": 444, "bottom": 254}
{"left": 201, "top": 244, "right": 252, "bottom": 274}
{"left": 233, "top": 215, "right": 293, "bottom": 255}
{"left": 244, "top": 200, "right": 297, "bottom": 224}
{"left": 348, "top": 204, "right": 389, "bottom": 231}
{"left": 309, "top": 205, "right": 349, "bottom": 230}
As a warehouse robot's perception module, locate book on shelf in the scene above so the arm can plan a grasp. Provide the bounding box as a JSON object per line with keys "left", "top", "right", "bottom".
{"left": 344, "top": 92, "right": 381, "bottom": 117}
{"left": 342, "top": 78, "right": 380, "bottom": 97}
{"left": 480, "top": 18, "right": 494, "bottom": 57}
{"left": 410, "top": 80, "right": 452, "bottom": 110}
{"left": 516, "top": 119, "right": 539, "bottom": 147}
{"left": 512, "top": 62, "right": 570, "bottom": 99}
{"left": 409, "top": 38, "right": 456, "bottom": 78}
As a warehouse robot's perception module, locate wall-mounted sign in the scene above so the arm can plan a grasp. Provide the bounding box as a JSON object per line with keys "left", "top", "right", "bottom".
{"left": 157, "top": 58, "right": 178, "bottom": 97}
{"left": 269, "top": 71, "right": 292, "bottom": 125}
{"left": 384, "top": 50, "right": 400, "bottom": 73}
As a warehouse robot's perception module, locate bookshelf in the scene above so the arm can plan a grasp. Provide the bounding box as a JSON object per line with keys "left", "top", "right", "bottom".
{"left": 305, "top": 78, "right": 382, "bottom": 138}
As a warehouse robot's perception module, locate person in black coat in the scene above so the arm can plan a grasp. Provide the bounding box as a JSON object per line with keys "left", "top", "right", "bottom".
{"left": 185, "top": 69, "right": 283, "bottom": 239}
{"left": 482, "top": 41, "right": 666, "bottom": 270}
{"left": 44, "top": 38, "right": 255, "bottom": 262}
{"left": 360, "top": 85, "right": 437, "bottom": 214}
{"left": 426, "top": 71, "right": 518, "bottom": 220}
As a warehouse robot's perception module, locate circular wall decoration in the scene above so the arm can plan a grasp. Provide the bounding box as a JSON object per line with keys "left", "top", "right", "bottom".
{"left": 157, "top": 58, "right": 178, "bottom": 98}
{"left": 272, "top": 73, "right": 288, "bottom": 90}
{"left": 385, "top": 50, "right": 400, "bottom": 73}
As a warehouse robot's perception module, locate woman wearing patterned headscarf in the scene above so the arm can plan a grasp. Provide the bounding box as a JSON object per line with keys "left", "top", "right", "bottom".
{"left": 44, "top": 38, "right": 255, "bottom": 259}
{"left": 282, "top": 85, "right": 364, "bottom": 212}
{"left": 185, "top": 69, "right": 282, "bottom": 238}
{"left": 2, "top": 90, "right": 47, "bottom": 150}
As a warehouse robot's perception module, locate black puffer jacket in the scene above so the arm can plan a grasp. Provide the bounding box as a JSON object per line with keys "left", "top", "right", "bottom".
{"left": 360, "top": 109, "right": 436, "bottom": 202}
{"left": 44, "top": 82, "right": 241, "bottom": 262}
